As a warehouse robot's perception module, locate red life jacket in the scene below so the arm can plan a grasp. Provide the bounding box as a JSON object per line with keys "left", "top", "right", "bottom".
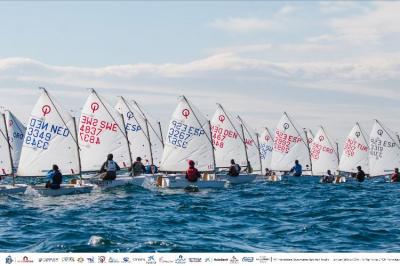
{"left": 392, "top": 173, "right": 399, "bottom": 182}
{"left": 186, "top": 167, "right": 199, "bottom": 182}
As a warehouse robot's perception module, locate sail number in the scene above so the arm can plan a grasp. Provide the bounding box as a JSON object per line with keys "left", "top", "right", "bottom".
{"left": 167, "top": 120, "right": 205, "bottom": 148}
{"left": 79, "top": 115, "right": 118, "bottom": 145}
{"left": 343, "top": 139, "right": 368, "bottom": 157}
{"left": 273, "top": 129, "right": 302, "bottom": 153}
{"left": 310, "top": 143, "right": 334, "bottom": 160}
{"left": 211, "top": 125, "right": 239, "bottom": 149}
{"left": 259, "top": 143, "right": 272, "bottom": 160}
{"left": 24, "top": 118, "right": 70, "bottom": 150}
{"left": 370, "top": 137, "right": 396, "bottom": 160}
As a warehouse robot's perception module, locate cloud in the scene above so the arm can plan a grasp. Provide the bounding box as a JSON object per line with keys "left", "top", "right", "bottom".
{"left": 210, "top": 17, "right": 275, "bottom": 32}
{"left": 276, "top": 4, "right": 297, "bottom": 16}
{"left": 319, "top": 1, "right": 366, "bottom": 14}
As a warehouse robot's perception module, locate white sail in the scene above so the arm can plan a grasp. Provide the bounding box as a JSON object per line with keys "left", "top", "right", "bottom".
{"left": 270, "top": 113, "right": 311, "bottom": 171}
{"left": 17, "top": 89, "right": 79, "bottom": 176}
{"left": 338, "top": 123, "right": 369, "bottom": 174}
{"left": 160, "top": 96, "right": 214, "bottom": 172}
{"left": 368, "top": 120, "right": 400, "bottom": 176}
{"left": 115, "top": 98, "right": 163, "bottom": 166}
{"left": 259, "top": 127, "right": 274, "bottom": 173}
{"left": 211, "top": 104, "right": 247, "bottom": 167}
{"left": 310, "top": 127, "right": 338, "bottom": 175}
{"left": 5, "top": 110, "right": 26, "bottom": 169}
{"left": 238, "top": 117, "right": 261, "bottom": 171}
{"left": 0, "top": 113, "right": 12, "bottom": 176}
{"left": 78, "top": 90, "right": 130, "bottom": 171}
{"left": 307, "top": 129, "right": 314, "bottom": 150}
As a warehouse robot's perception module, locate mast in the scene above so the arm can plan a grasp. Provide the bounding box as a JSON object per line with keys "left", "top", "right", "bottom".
{"left": 336, "top": 142, "right": 340, "bottom": 163}
{"left": 237, "top": 115, "right": 262, "bottom": 171}
{"left": 158, "top": 121, "right": 165, "bottom": 148}
{"left": 240, "top": 124, "right": 250, "bottom": 173}
{"left": 303, "top": 128, "right": 313, "bottom": 175}
{"left": 145, "top": 118, "right": 154, "bottom": 165}
{"left": 72, "top": 117, "right": 83, "bottom": 181}
{"left": 2, "top": 113, "right": 15, "bottom": 185}
{"left": 208, "top": 120, "right": 217, "bottom": 174}
{"left": 255, "top": 132, "right": 263, "bottom": 174}
{"left": 121, "top": 114, "right": 133, "bottom": 169}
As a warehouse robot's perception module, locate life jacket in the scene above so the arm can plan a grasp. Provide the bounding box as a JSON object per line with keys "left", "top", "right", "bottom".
{"left": 133, "top": 162, "right": 144, "bottom": 175}
{"left": 392, "top": 173, "right": 399, "bottom": 182}
{"left": 106, "top": 160, "right": 117, "bottom": 172}
{"left": 52, "top": 170, "right": 62, "bottom": 185}
{"left": 186, "top": 167, "right": 199, "bottom": 182}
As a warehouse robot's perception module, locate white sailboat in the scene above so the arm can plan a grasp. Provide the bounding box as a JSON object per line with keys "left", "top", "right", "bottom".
{"left": 368, "top": 120, "right": 400, "bottom": 177}
{"left": 17, "top": 88, "right": 93, "bottom": 196}
{"left": 0, "top": 112, "right": 27, "bottom": 195}
{"left": 258, "top": 127, "right": 274, "bottom": 174}
{"left": 115, "top": 97, "right": 163, "bottom": 186}
{"left": 270, "top": 112, "right": 312, "bottom": 176}
{"left": 210, "top": 104, "right": 257, "bottom": 184}
{"left": 5, "top": 110, "right": 26, "bottom": 170}
{"left": 310, "top": 126, "right": 339, "bottom": 176}
{"left": 237, "top": 116, "right": 262, "bottom": 173}
{"left": 338, "top": 122, "right": 369, "bottom": 175}
{"left": 158, "top": 96, "right": 226, "bottom": 189}
{"left": 79, "top": 89, "right": 134, "bottom": 189}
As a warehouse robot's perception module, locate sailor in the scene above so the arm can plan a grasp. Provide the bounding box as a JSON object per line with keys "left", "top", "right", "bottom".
{"left": 391, "top": 168, "right": 399, "bottom": 182}
{"left": 145, "top": 161, "right": 158, "bottom": 175}
{"left": 131, "top": 157, "right": 146, "bottom": 176}
{"left": 264, "top": 168, "right": 272, "bottom": 177}
{"left": 228, "top": 159, "right": 241, "bottom": 177}
{"left": 185, "top": 160, "right": 200, "bottom": 183}
{"left": 99, "top": 154, "right": 120, "bottom": 180}
{"left": 269, "top": 171, "right": 279, "bottom": 182}
{"left": 321, "top": 170, "right": 335, "bottom": 183}
{"left": 355, "top": 165, "right": 365, "bottom": 182}
{"left": 246, "top": 161, "right": 253, "bottom": 173}
{"left": 45, "top": 164, "right": 62, "bottom": 189}
{"left": 290, "top": 160, "right": 302, "bottom": 177}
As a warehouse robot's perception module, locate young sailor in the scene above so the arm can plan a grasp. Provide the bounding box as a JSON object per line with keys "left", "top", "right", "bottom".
{"left": 99, "top": 154, "right": 121, "bottom": 180}
{"left": 391, "top": 168, "right": 399, "bottom": 183}
{"left": 321, "top": 170, "right": 335, "bottom": 183}
{"left": 355, "top": 166, "right": 365, "bottom": 182}
{"left": 290, "top": 160, "right": 302, "bottom": 177}
{"left": 131, "top": 157, "right": 146, "bottom": 176}
{"left": 144, "top": 159, "right": 158, "bottom": 174}
{"left": 185, "top": 160, "right": 200, "bottom": 183}
{"left": 246, "top": 161, "right": 253, "bottom": 173}
{"left": 228, "top": 159, "right": 241, "bottom": 177}
{"left": 45, "top": 165, "right": 62, "bottom": 189}
{"left": 269, "top": 171, "right": 279, "bottom": 182}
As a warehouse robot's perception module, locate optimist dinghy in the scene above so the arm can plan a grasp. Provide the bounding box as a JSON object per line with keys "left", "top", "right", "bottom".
{"left": 17, "top": 88, "right": 93, "bottom": 196}
{"left": 210, "top": 104, "right": 257, "bottom": 184}
{"left": 270, "top": 112, "right": 313, "bottom": 179}
{"left": 158, "top": 96, "right": 227, "bottom": 189}
{"left": 0, "top": 111, "right": 28, "bottom": 195}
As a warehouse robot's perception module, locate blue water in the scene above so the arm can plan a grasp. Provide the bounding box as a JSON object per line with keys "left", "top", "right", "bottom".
{"left": 1, "top": 177, "right": 400, "bottom": 252}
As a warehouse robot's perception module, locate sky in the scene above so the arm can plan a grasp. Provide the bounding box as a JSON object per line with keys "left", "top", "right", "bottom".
{"left": 1, "top": 1, "right": 400, "bottom": 147}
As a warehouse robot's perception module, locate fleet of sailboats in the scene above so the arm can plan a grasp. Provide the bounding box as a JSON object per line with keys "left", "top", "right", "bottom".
{"left": 1, "top": 88, "right": 400, "bottom": 196}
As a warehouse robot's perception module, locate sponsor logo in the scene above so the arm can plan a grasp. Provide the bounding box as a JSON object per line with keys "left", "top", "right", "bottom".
{"left": 230, "top": 256, "right": 239, "bottom": 264}
{"left": 98, "top": 256, "right": 106, "bottom": 263}
{"left": 256, "top": 256, "right": 270, "bottom": 263}
{"left": 132, "top": 257, "right": 146, "bottom": 262}
{"left": 38, "top": 258, "right": 59, "bottom": 263}
{"left": 62, "top": 257, "right": 75, "bottom": 263}
{"left": 123, "top": 257, "right": 131, "bottom": 263}
{"left": 214, "top": 258, "right": 228, "bottom": 262}
{"left": 242, "top": 257, "right": 254, "bottom": 263}
{"left": 86, "top": 257, "right": 95, "bottom": 263}
{"left": 77, "top": 257, "right": 85, "bottom": 263}
{"left": 18, "top": 256, "right": 34, "bottom": 263}
{"left": 159, "top": 257, "right": 174, "bottom": 264}
{"left": 204, "top": 257, "right": 213, "bottom": 263}
{"left": 109, "top": 257, "right": 120, "bottom": 263}
{"left": 175, "top": 255, "right": 186, "bottom": 264}
{"left": 5, "top": 256, "right": 13, "bottom": 264}
{"left": 188, "top": 258, "right": 202, "bottom": 263}
{"left": 147, "top": 256, "right": 157, "bottom": 264}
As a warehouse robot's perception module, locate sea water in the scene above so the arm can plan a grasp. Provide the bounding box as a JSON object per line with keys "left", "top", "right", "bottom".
{"left": 1, "top": 177, "right": 399, "bottom": 252}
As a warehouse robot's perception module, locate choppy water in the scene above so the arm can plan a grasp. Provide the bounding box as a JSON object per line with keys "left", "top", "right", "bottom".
{"left": 1, "top": 177, "right": 400, "bottom": 252}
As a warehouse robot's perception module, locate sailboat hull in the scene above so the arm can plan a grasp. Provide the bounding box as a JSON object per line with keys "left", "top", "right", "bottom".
{"left": 0, "top": 184, "right": 28, "bottom": 195}
{"left": 32, "top": 184, "right": 94, "bottom": 197}
{"left": 216, "top": 174, "right": 257, "bottom": 184}
{"left": 160, "top": 176, "right": 226, "bottom": 189}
